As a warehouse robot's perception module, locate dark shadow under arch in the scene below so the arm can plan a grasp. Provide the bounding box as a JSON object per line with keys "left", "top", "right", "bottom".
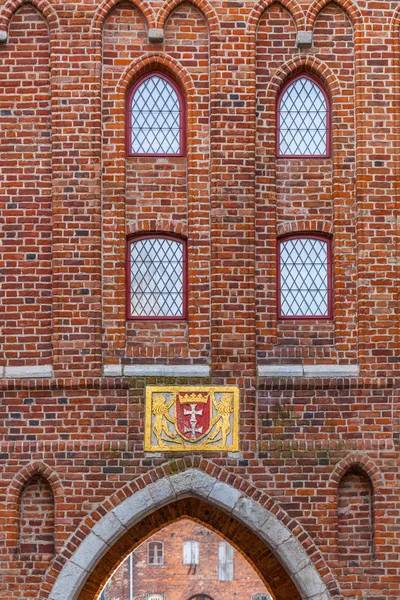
{"left": 79, "top": 498, "right": 301, "bottom": 600}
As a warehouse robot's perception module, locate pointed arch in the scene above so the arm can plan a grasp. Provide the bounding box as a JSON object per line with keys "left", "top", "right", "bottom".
{"left": 328, "top": 452, "right": 383, "bottom": 494}
{"left": 116, "top": 52, "right": 196, "bottom": 103}
{"left": 156, "top": 0, "right": 220, "bottom": 35}
{"left": 42, "top": 464, "right": 338, "bottom": 600}
{"left": 6, "top": 462, "right": 62, "bottom": 553}
{"left": 7, "top": 460, "right": 63, "bottom": 506}
{"left": 247, "top": 0, "right": 305, "bottom": 34}
{"left": 91, "top": 0, "right": 156, "bottom": 36}
{"left": 390, "top": 3, "right": 400, "bottom": 39}
{"left": 266, "top": 55, "right": 341, "bottom": 110}
{"left": 0, "top": 0, "right": 59, "bottom": 38}
{"left": 306, "top": 0, "right": 364, "bottom": 33}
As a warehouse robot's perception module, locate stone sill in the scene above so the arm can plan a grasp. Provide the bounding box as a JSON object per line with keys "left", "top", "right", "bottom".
{"left": 1, "top": 365, "right": 53, "bottom": 379}
{"left": 103, "top": 364, "right": 210, "bottom": 378}
{"left": 258, "top": 364, "right": 360, "bottom": 378}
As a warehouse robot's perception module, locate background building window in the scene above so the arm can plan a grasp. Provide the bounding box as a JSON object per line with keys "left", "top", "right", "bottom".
{"left": 277, "top": 74, "right": 329, "bottom": 157}
{"left": 218, "top": 541, "right": 234, "bottom": 581}
{"left": 252, "top": 594, "right": 273, "bottom": 600}
{"left": 127, "top": 72, "right": 184, "bottom": 156}
{"left": 147, "top": 595, "right": 163, "bottom": 600}
{"left": 183, "top": 540, "right": 199, "bottom": 565}
{"left": 278, "top": 234, "right": 332, "bottom": 319}
{"left": 148, "top": 541, "right": 164, "bottom": 566}
{"left": 127, "top": 234, "right": 187, "bottom": 320}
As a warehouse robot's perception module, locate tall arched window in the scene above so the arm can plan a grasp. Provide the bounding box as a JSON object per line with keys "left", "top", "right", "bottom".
{"left": 277, "top": 74, "right": 330, "bottom": 157}
{"left": 277, "top": 234, "right": 333, "bottom": 319}
{"left": 127, "top": 72, "right": 185, "bottom": 156}
{"left": 127, "top": 234, "right": 187, "bottom": 320}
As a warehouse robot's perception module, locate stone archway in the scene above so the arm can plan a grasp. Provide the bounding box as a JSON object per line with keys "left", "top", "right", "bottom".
{"left": 48, "top": 469, "right": 333, "bottom": 600}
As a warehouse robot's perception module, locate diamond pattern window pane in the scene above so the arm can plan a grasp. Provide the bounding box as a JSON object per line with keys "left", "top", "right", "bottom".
{"left": 279, "top": 237, "right": 330, "bottom": 317}
{"left": 279, "top": 77, "right": 328, "bottom": 156}
{"left": 130, "top": 75, "right": 182, "bottom": 154}
{"left": 129, "top": 237, "right": 185, "bottom": 317}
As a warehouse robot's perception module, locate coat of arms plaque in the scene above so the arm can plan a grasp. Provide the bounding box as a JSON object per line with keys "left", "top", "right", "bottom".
{"left": 144, "top": 386, "right": 239, "bottom": 452}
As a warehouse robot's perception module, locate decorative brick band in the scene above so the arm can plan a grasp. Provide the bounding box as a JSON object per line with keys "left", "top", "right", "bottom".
{"left": 103, "top": 364, "right": 210, "bottom": 377}
{"left": 1, "top": 365, "right": 53, "bottom": 379}
{"left": 258, "top": 364, "right": 360, "bottom": 378}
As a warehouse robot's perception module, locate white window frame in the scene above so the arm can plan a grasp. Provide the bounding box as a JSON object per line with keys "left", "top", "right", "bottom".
{"left": 147, "top": 540, "right": 164, "bottom": 566}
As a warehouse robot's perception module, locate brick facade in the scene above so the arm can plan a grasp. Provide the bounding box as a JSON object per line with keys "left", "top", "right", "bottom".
{"left": 102, "top": 519, "right": 272, "bottom": 600}
{"left": 0, "top": 1, "right": 399, "bottom": 599}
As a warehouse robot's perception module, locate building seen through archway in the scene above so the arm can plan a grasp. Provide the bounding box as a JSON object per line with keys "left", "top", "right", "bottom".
{"left": 99, "top": 519, "right": 274, "bottom": 600}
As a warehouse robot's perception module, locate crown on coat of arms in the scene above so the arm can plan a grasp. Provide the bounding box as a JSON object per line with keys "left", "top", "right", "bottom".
{"left": 179, "top": 392, "right": 209, "bottom": 403}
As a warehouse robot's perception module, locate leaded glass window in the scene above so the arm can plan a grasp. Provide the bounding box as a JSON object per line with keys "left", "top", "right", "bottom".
{"left": 128, "top": 235, "right": 186, "bottom": 319}
{"left": 128, "top": 73, "right": 183, "bottom": 155}
{"left": 278, "top": 75, "right": 329, "bottom": 156}
{"left": 278, "top": 235, "right": 332, "bottom": 318}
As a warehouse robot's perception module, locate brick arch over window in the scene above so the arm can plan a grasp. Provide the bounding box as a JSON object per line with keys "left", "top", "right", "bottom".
{"left": 91, "top": 0, "right": 156, "bottom": 35}
{"left": 266, "top": 56, "right": 341, "bottom": 113}
{"left": 259, "top": 56, "right": 340, "bottom": 158}
{"left": 277, "top": 220, "right": 333, "bottom": 237}
{"left": 44, "top": 467, "right": 338, "bottom": 600}
{"left": 247, "top": 0, "right": 305, "bottom": 34}
{"left": 305, "top": 0, "right": 364, "bottom": 33}
{"left": 0, "top": 0, "right": 59, "bottom": 39}
{"left": 156, "top": 0, "right": 220, "bottom": 34}
{"left": 117, "top": 54, "right": 196, "bottom": 105}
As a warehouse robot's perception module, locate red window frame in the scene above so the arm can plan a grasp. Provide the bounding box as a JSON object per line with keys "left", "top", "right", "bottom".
{"left": 277, "top": 233, "right": 333, "bottom": 320}
{"left": 126, "top": 233, "right": 188, "bottom": 321}
{"left": 126, "top": 71, "right": 186, "bottom": 157}
{"left": 276, "top": 73, "right": 331, "bottom": 159}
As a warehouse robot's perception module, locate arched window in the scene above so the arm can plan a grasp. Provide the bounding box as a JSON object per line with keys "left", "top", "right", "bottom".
{"left": 277, "top": 234, "right": 332, "bottom": 319}
{"left": 127, "top": 234, "right": 187, "bottom": 320}
{"left": 277, "top": 74, "right": 330, "bottom": 157}
{"left": 127, "top": 72, "right": 185, "bottom": 156}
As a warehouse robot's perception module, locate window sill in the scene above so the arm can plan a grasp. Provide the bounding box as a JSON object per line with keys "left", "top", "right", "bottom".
{"left": 258, "top": 364, "right": 359, "bottom": 378}
{"left": 103, "top": 364, "right": 210, "bottom": 377}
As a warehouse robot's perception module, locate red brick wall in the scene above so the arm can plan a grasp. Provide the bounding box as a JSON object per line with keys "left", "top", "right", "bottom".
{"left": 103, "top": 520, "right": 272, "bottom": 600}
{"left": 0, "top": 5, "right": 52, "bottom": 367}
{"left": 0, "top": 1, "right": 399, "bottom": 600}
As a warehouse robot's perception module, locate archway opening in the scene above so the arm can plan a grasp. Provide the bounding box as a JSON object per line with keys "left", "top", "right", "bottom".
{"left": 99, "top": 518, "right": 275, "bottom": 600}
{"left": 79, "top": 497, "right": 301, "bottom": 600}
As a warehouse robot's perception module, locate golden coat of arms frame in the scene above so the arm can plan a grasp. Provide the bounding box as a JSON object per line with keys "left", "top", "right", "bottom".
{"left": 144, "top": 386, "right": 239, "bottom": 452}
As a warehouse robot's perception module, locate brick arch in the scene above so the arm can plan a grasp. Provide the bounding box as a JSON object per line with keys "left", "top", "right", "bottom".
{"left": 277, "top": 220, "right": 333, "bottom": 237}
{"left": 156, "top": 0, "right": 220, "bottom": 35}
{"left": 0, "top": 0, "right": 59, "bottom": 39}
{"left": 390, "top": 3, "right": 400, "bottom": 40}
{"left": 91, "top": 0, "right": 156, "bottom": 36}
{"left": 126, "top": 219, "right": 187, "bottom": 237}
{"left": 266, "top": 55, "right": 341, "bottom": 105}
{"left": 43, "top": 465, "right": 338, "bottom": 600}
{"left": 247, "top": 0, "right": 306, "bottom": 34}
{"left": 327, "top": 452, "right": 384, "bottom": 494}
{"left": 305, "top": 0, "right": 364, "bottom": 32}
{"left": 6, "top": 461, "right": 63, "bottom": 551}
{"left": 116, "top": 52, "right": 196, "bottom": 102}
